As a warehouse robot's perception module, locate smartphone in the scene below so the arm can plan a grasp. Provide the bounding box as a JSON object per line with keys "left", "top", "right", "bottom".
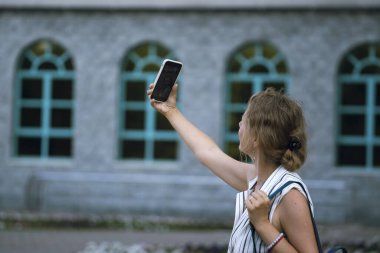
{"left": 151, "top": 59, "right": 183, "bottom": 102}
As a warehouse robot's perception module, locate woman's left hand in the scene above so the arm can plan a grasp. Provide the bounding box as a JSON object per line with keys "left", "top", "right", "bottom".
{"left": 245, "top": 190, "right": 271, "bottom": 228}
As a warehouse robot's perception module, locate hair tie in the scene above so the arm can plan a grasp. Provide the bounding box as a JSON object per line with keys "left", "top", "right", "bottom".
{"left": 288, "top": 137, "right": 302, "bottom": 151}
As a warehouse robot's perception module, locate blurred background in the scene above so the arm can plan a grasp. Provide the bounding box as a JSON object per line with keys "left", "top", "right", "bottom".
{"left": 0, "top": 0, "right": 380, "bottom": 252}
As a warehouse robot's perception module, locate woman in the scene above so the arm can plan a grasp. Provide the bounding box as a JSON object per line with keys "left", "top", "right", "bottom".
{"left": 147, "top": 83, "right": 319, "bottom": 253}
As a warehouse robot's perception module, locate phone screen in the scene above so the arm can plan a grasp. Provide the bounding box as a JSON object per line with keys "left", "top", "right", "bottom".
{"left": 151, "top": 60, "right": 182, "bottom": 102}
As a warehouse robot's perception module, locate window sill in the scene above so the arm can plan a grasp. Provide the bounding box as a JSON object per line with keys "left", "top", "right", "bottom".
{"left": 113, "top": 159, "right": 182, "bottom": 172}
{"left": 7, "top": 157, "right": 73, "bottom": 169}
{"left": 331, "top": 167, "right": 380, "bottom": 177}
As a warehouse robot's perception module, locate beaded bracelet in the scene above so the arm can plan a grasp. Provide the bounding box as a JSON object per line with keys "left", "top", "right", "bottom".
{"left": 267, "top": 232, "right": 284, "bottom": 252}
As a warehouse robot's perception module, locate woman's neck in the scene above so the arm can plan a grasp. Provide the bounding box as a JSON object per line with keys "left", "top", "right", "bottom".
{"left": 254, "top": 157, "right": 278, "bottom": 189}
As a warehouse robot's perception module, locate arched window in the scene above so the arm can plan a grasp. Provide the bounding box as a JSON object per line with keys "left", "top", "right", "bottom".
{"left": 13, "top": 39, "right": 75, "bottom": 158}
{"left": 118, "top": 42, "right": 180, "bottom": 160}
{"left": 225, "top": 41, "right": 290, "bottom": 160}
{"left": 336, "top": 42, "right": 380, "bottom": 169}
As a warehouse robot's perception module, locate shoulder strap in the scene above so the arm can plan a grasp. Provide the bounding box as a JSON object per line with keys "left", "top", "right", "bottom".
{"left": 268, "top": 180, "right": 304, "bottom": 200}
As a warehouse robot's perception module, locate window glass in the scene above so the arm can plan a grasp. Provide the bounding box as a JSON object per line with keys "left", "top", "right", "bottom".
{"left": 228, "top": 112, "right": 243, "bottom": 133}
{"left": 337, "top": 145, "right": 366, "bottom": 166}
{"left": 65, "top": 59, "right": 74, "bottom": 70}
{"left": 124, "top": 110, "right": 145, "bottom": 130}
{"left": 226, "top": 142, "right": 241, "bottom": 161}
{"left": 228, "top": 59, "right": 241, "bottom": 73}
{"left": 20, "top": 108, "right": 41, "bottom": 127}
{"left": 156, "top": 113, "right": 173, "bottom": 130}
{"left": 375, "top": 115, "right": 380, "bottom": 136}
{"left": 22, "top": 78, "right": 42, "bottom": 99}
{"left": 52, "top": 79, "right": 73, "bottom": 100}
{"left": 263, "top": 44, "right": 277, "bottom": 59}
{"left": 361, "top": 65, "right": 380, "bottom": 75}
{"left": 340, "top": 114, "right": 365, "bottom": 135}
{"left": 249, "top": 64, "right": 269, "bottom": 74}
{"left": 125, "top": 80, "right": 146, "bottom": 101}
{"left": 276, "top": 61, "right": 287, "bottom": 74}
{"left": 351, "top": 45, "right": 369, "bottom": 60}
{"left": 373, "top": 146, "right": 380, "bottom": 167}
{"left": 39, "top": 61, "right": 57, "bottom": 71}
{"left": 339, "top": 59, "right": 354, "bottom": 74}
{"left": 49, "top": 138, "right": 71, "bottom": 157}
{"left": 230, "top": 81, "right": 251, "bottom": 103}
{"left": 51, "top": 109, "right": 72, "bottom": 128}
{"left": 121, "top": 140, "right": 145, "bottom": 159}
{"left": 21, "top": 58, "right": 32, "bottom": 70}
{"left": 17, "top": 137, "right": 41, "bottom": 156}
{"left": 341, "top": 83, "right": 366, "bottom": 106}
{"left": 143, "top": 63, "right": 160, "bottom": 72}
{"left": 154, "top": 141, "right": 177, "bottom": 159}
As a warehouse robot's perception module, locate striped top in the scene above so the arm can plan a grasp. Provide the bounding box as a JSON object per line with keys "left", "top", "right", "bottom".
{"left": 227, "top": 166, "right": 314, "bottom": 253}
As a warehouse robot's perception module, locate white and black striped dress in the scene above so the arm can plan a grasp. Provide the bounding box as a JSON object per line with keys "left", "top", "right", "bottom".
{"left": 227, "top": 166, "right": 314, "bottom": 253}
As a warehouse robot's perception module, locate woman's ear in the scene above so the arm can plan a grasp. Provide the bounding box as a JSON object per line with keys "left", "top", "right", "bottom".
{"left": 252, "top": 137, "right": 259, "bottom": 149}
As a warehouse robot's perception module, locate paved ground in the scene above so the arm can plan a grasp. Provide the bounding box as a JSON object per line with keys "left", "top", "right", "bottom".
{"left": 0, "top": 229, "right": 230, "bottom": 253}
{"left": 0, "top": 224, "right": 379, "bottom": 253}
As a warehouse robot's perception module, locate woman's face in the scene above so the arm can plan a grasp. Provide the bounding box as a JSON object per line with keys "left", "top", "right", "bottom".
{"left": 238, "top": 113, "right": 248, "bottom": 153}
{"left": 238, "top": 111, "right": 256, "bottom": 156}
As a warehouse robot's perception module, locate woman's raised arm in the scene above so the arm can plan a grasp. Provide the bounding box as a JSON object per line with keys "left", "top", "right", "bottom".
{"left": 148, "top": 83, "right": 254, "bottom": 191}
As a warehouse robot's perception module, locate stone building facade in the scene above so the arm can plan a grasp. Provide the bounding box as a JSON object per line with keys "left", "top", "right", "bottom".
{"left": 0, "top": 0, "right": 380, "bottom": 225}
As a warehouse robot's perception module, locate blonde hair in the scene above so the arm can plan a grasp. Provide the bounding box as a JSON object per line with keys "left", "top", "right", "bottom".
{"left": 243, "top": 88, "right": 307, "bottom": 171}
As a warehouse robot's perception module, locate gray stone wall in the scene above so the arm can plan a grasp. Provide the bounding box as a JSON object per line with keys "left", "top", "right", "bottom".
{"left": 0, "top": 10, "right": 380, "bottom": 225}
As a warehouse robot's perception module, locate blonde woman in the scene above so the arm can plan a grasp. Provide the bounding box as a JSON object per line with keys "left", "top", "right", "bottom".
{"left": 147, "top": 84, "right": 319, "bottom": 253}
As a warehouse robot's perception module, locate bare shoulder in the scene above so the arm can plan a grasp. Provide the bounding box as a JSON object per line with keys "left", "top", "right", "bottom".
{"left": 277, "top": 188, "right": 318, "bottom": 253}
{"left": 278, "top": 188, "right": 311, "bottom": 228}
{"left": 280, "top": 188, "right": 309, "bottom": 213}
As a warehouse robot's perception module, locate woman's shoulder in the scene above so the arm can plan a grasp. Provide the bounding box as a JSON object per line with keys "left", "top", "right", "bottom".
{"left": 268, "top": 166, "right": 313, "bottom": 204}
{"left": 271, "top": 170, "right": 314, "bottom": 216}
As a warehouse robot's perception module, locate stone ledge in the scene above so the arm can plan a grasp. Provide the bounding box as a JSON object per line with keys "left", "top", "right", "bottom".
{"left": 26, "top": 171, "right": 236, "bottom": 219}
{"left": 25, "top": 171, "right": 348, "bottom": 223}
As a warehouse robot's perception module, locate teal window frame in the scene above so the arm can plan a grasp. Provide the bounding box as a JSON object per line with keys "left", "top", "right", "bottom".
{"left": 118, "top": 42, "right": 181, "bottom": 161}
{"left": 224, "top": 41, "right": 291, "bottom": 159}
{"left": 336, "top": 42, "right": 380, "bottom": 170}
{"left": 13, "top": 39, "right": 75, "bottom": 158}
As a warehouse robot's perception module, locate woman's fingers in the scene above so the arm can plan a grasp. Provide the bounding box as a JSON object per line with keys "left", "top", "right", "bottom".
{"left": 256, "top": 190, "right": 270, "bottom": 204}
{"left": 245, "top": 198, "right": 254, "bottom": 210}
{"left": 147, "top": 83, "right": 154, "bottom": 96}
{"left": 172, "top": 83, "right": 178, "bottom": 93}
{"left": 248, "top": 190, "right": 270, "bottom": 206}
{"left": 252, "top": 190, "right": 268, "bottom": 199}
{"left": 147, "top": 82, "right": 178, "bottom": 116}
{"left": 246, "top": 190, "right": 270, "bottom": 227}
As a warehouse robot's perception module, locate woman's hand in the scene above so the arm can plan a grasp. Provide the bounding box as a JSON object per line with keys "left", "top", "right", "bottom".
{"left": 245, "top": 190, "right": 271, "bottom": 229}
{"left": 147, "top": 83, "right": 178, "bottom": 116}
